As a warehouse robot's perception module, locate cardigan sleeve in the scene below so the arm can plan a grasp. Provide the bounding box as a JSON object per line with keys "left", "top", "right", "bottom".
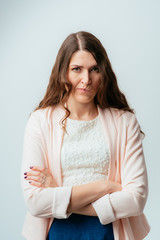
{"left": 21, "top": 112, "right": 72, "bottom": 219}
{"left": 91, "top": 112, "right": 148, "bottom": 224}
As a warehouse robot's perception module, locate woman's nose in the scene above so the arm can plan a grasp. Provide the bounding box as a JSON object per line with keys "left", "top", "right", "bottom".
{"left": 81, "top": 70, "right": 91, "bottom": 85}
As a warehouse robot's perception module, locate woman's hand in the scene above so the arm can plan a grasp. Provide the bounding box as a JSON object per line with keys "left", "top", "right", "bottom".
{"left": 24, "top": 166, "right": 58, "bottom": 188}
{"left": 106, "top": 180, "right": 122, "bottom": 193}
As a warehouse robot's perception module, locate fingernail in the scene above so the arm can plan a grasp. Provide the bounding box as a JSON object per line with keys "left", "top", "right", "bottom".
{"left": 29, "top": 181, "right": 32, "bottom": 184}
{"left": 24, "top": 176, "right": 27, "bottom": 179}
{"left": 24, "top": 172, "right": 27, "bottom": 175}
{"left": 30, "top": 166, "right": 33, "bottom": 169}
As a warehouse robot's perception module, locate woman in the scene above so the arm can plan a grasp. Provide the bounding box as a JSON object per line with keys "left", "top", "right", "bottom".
{"left": 21, "top": 31, "right": 150, "bottom": 240}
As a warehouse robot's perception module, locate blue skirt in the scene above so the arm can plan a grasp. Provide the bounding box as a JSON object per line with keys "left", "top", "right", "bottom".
{"left": 47, "top": 214, "right": 114, "bottom": 240}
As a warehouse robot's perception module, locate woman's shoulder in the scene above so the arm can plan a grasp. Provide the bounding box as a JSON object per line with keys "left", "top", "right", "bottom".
{"left": 28, "top": 105, "right": 65, "bottom": 126}
{"left": 101, "top": 107, "right": 135, "bottom": 119}
{"left": 30, "top": 105, "right": 63, "bottom": 118}
{"left": 27, "top": 107, "right": 51, "bottom": 126}
{"left": 30, "top": 106, "right": 51, "bottom": 118}
{"left": 100, "top": 107, "right": 137, "bottom": 128}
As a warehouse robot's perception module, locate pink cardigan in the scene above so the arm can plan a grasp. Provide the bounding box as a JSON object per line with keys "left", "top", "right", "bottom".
{"left": 21, "top": 105, "right": 150, "bottom": 240}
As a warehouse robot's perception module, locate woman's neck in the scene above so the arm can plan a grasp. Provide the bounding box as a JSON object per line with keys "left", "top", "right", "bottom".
{"left": 66, "top": 99, "right": 98, "bottom": 121}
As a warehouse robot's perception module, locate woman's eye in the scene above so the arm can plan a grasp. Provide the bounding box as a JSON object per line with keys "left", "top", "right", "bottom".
{"left": 91, "top": 66, "right": 99, "bottom": 72}
{"left": 72, "top": 67, "right": 81, "bottom": 72}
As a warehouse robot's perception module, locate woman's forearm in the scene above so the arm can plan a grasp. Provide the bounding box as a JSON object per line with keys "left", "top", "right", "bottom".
{"left": 67, "top": 180, "right": 107, "bottom": 213}
{"left": 74, "top": 204, "right": 97, "bottom": 216}
{"left": 67, "top": 180, "right": 121, "bottom": 213}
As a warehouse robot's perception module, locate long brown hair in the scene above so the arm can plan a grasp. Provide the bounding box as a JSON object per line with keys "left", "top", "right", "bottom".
{"left": 34, "top": 31, "right": 134, "bottom": 123}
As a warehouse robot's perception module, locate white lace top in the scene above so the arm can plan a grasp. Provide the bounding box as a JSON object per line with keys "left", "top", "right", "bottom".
{"left": 61, "top": 116, "right": 110, "bottom": 186}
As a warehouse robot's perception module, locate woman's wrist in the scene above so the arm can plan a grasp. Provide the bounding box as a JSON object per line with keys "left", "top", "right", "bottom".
{"left": 73, "top": 204, "right": 97, "bottom": 216}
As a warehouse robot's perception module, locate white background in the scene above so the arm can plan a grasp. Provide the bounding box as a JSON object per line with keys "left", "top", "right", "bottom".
{"left": 1, "top": 0, "right": 159, "bottom": 239}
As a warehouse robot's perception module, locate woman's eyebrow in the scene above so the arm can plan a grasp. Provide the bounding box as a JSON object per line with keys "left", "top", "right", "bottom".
{"left": 70, "top": 64, "right": 83, "bottom": 67}
{"left": 70, "top": 64, "right": 98, "bottom": 68}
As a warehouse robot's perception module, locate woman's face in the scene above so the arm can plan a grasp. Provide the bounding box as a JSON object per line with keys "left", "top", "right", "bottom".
{"left": 67, "top": 50, "right": 101, "bottom": 106}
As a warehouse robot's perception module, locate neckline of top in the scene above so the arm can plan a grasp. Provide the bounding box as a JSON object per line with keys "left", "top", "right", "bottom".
{"left": 67, "top": 115, "right": 99, "bottom": 123}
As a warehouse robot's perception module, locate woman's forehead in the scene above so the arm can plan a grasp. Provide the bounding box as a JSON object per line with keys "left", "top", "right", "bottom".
{"left": 69, "top": 50, "right": 97, "bottom": 67}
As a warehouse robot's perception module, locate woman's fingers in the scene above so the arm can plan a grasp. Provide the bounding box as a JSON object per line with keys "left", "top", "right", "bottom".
{"left": 108, "top": 181, "right": 122, "bottom": 193}
{"left": 29, "top": 180, "right": 44, "bottom": 188}
{"left": 25, "top": 174, "right": 48, "bottom": 188}
{"left": 24, "top": 166, "right": 47, "bottom": 184}
{"left": 25, "top": 170, "right": 42, "bottom": 177}
{"left": 24, "top": 175, "right": 44, "bottom": 182}
{"left": 24, "top": 166, "right": 58, "bottom": 188}
{"left": 29, "top": 166, "right": 44, "bottom": 171}
{"left": 24, "top": 166, "right": 49, "bottom": 178}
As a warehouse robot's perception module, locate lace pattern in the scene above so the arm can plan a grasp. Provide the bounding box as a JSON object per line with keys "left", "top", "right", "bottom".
{"left": 61, "top": 116, "right": 110, "bottom": 186}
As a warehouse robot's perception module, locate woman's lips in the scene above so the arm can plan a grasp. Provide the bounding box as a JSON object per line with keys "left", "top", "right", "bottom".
{"left": 77, "top": 88, "right": 90, "bottom": 93}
